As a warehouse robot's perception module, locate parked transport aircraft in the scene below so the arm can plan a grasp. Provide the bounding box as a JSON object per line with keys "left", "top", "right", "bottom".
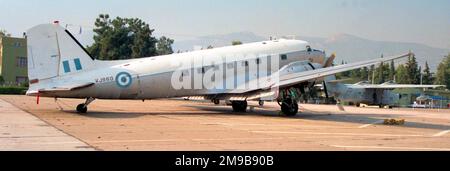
{"left": 26, "top": 23, "right": 412, "bottom": 116}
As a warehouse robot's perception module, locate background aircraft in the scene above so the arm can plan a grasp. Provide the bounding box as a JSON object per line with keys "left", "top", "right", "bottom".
{"left": 323, "top": 77, "right": 445, "bottom": 109}
{"left": 26, "top": 23, "right": 412, "bottom": 116}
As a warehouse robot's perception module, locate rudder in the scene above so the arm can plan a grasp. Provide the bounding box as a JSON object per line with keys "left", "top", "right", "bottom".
{"left": 27, "top": 23, "right": 95, "bottom": 82}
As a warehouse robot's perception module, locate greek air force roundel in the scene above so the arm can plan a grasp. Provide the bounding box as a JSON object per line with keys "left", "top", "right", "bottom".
{"left": 115, "top": 72, "right": 132, "bottom": 88}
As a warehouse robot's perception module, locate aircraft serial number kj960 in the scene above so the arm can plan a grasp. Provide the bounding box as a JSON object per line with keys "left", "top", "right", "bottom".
{"left": 95, "top": 76, "right": 114, "bottom": 83}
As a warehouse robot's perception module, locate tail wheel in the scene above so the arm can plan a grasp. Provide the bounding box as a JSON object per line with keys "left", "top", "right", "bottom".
{"left": 76, "top": 104, "right": 87, "bottom": 113}
{"left": 76, "top": 97, "right": 95, "bottom": 114}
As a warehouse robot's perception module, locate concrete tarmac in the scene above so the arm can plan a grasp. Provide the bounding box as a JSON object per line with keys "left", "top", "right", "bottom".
{"left": 1, "top": 95, "right": 449, "bottom": 151}
{"left": 0, "top": 98, "right": 95, "bottom": 151}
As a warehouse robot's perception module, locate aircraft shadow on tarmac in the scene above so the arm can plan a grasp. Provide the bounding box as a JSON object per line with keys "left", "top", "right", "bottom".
{"left": 62, "top": 104, "right": 450, "bottom": 131}
{"left": 187, "top": 104, "right": 450, "bottom": 131}
{"left": 62, "top": 105, "right": 258, "bottom": 119}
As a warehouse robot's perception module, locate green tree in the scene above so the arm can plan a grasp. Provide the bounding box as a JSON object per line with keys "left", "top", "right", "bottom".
{"left": 87, "top": 14, "right": 170, "bottom": 60}
{"left": 396, "top": 65, "right": 408, "bottom": 84}
{"left": 350, "top": 68, "right": 361, "bottom": 79}
{"left": 374, "top": 63, "right": 390, "bottom": 84}
{"left": 156, "top": 36, "right": 174, "bottom": 55}
{"left": 376, "top": 63, "right": 384, "bottom": 84}
{"left": 335, "top": 60, "right": 350, "bottom": 79}
{"left": 422, "top": 61, "right": 433, "bottom": 84}
{"left": 360, "top": 67, "right": 369, "bottom": 81}
{"left": 405, "top": 54, "right": 420, "bottom": 84}
{"left": 0, "top": 29, "right": 9, "bottom": 37}
{"left": 232, "top": 40, "right": 242, "bottom": 46}
{"left": 389, "top": 60, "right": 395, "bottom": 81}
{"left": 435, "top": 54, "right": 450, "bottom": 88}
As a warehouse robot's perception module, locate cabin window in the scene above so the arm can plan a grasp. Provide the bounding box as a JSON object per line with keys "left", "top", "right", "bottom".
{"left": 181, "top": 70, "right": 190, "bottom": 77}
{"left": 227, "top": 63, "right": 234, "bottom": 69}
{"left": 241, "top": 61, "right": 248, "bottom": 67}
{"left": 280, "top": 54, "right": 287, "bottom": 60}
{"left": 197, "top": 68, "right": 204, "bottom": 74}
{"left": 213, "top": 65, "right": 220, "bottom": 71}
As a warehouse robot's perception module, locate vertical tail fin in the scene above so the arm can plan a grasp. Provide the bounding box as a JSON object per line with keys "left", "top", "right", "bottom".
{"left": 27, "top": 23, "right": 95, "bottom": 83}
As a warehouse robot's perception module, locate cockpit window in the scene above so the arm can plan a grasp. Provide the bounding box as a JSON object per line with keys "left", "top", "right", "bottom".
{"left": 306, "top": 45, "right": 312, "bottom": 52}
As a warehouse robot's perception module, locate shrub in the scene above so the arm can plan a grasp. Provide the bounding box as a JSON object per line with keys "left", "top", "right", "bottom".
{"left": 0, "top": 86, "right": 27, "bottom": 95}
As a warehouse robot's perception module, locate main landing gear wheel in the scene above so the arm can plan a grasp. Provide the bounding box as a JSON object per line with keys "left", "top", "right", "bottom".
{"left": 76, "top": 104, "right": 87, "bottom": 113}
{"left": 231, "top": 101, "right": 247, "bottom": 112}
{"left": 76, "top": 97, "right": 95, "bottom": 114}
{"left": 280, "top": 98, "right": 298, "bottom": 117}
{"left": 213, "top": 99, "right": 220, "bottom": 105}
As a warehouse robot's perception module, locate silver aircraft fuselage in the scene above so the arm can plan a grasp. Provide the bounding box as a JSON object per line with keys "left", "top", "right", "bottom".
{"left": 36, "top": 39, "right": 326, "bottom": 99}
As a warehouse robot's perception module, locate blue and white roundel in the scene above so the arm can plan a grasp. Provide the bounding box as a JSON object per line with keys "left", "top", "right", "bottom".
{"left": 115, "top": 72, "right": 132, "bottom": 88}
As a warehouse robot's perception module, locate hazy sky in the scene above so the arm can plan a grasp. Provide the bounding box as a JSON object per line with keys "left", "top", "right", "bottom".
{"left": 0, "top": 0, "right": 449, "bottom": 49}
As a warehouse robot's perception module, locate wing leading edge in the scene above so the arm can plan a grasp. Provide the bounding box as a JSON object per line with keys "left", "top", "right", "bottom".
{"left": 272, "top": 53, "right": 413, "bottom": 89}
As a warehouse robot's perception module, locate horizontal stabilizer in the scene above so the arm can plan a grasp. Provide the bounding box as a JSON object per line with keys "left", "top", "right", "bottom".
{"left": 26, "top": 82, "right": 94, "bottom": 95}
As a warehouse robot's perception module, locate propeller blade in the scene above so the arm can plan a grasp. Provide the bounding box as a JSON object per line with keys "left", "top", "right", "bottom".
{"left": 324, "top": 53, "right": 336, "bottom": 68}
{"left": 322, "top": 81, "right": 329, "bottom": 99}
{"left": 336, "top": 100, "right": 345, "bottom": 111}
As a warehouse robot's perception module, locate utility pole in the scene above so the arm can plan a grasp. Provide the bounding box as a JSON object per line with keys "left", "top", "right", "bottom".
{"left": 420, "top": 72, "right": 423, "bottom": 85}
{"left": 372, "top": 66, "right": 375, "bottom": 84}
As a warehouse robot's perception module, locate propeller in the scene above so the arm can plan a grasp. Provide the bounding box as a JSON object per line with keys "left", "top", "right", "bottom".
{"left": 323, "top": 53, "right": 345, "bottom": 111}
{"left": 322, "top": 80, "right": 330, "bottom": 103}
{"left": 336, "top": 100, "right": 346, "bottom": 111}
{"left": 322, "top": 53, "right": 335, "bottom": 104}
{"left": 324, "top": 53, "right": 336, "bottom": 68}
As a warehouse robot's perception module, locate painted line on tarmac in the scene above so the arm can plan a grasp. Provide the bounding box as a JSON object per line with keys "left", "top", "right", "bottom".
{"left": 332, "top": 145, "right": 450, "bottom": 151}
{"left": 251, "top": 131, "right": 423, "bottom": 137}
{"left": 201, "top": 122, "right": 265, "bottom": 126}
{"left": 192, "top": 137, "right": 288, "bottom": 141}
{"left": 92, "top": 139, "right": 184, "bottom": 143}
{"left": 91, "top": 137, "right": 307, "bottom": 144}
{"left": 200, "top": 122, "right": 340, "bottom": 128}
{"left": 433, "top": 130, "right": 450, "bottom": 137}
{"left": 358, "top": 120, "right": 385, "bottom": 128}
{"left": 0, "top": 141, "right": 90, "bottom": 145}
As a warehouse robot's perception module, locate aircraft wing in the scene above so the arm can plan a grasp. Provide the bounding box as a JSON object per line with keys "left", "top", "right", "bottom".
{"left": 272, "top": 53, "right": 412, "bottom": 89}
{"left": 26, "top": 82, "right": 94, "bottom": 95}
{"left": 228, "top": 53, "right": 412, "bottom": 94}
{"left": 352, "top": 84, "right": 445, "bottom": 89}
